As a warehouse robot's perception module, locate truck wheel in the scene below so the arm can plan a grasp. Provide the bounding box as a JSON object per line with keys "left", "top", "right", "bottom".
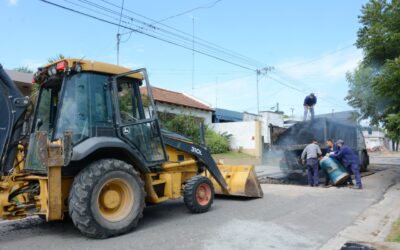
{"left": 360, "top": 150, "right": 369, "bottom": 172}
{"left": 184, "top": 175, "right": 214, "bottom": 213}
{"left": 68, "top": 159, "right": 145, "bottom": 238}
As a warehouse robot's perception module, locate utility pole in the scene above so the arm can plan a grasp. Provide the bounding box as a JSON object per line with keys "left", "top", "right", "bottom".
{"left": 116, "top": 33, "right": 121, "bottom": 65}
{"left": 191, "top": 17, "right": 195, "bottom": 95}
{"left": 116, "top": 0, "right": 124, "bottom": 66}
{"left": 215, "top": 77, "right": 218, "bottom": 108}
{"left": 256, "top": 66, "right": 274, "bottom": 115}
{"left": 276, "top": 102, "right": 279, "bottom": 112}
{"left": 291, "top": 108, "right": 294, "bottom": 119}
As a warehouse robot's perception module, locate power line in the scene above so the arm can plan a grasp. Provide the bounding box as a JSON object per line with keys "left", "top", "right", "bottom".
{"left": 266, "top": 74, "right": 349, "bottom": 109}
{"left": 271, "top": 68, "right": 351, "bottom": 106}
{"left": 75, "top": 0, "right": 263, "bottom": 68}
{"left": 151, "top": 0, "right": 222, "bottom": 26}
{"left": 40, "top": 0, "right": 256, "bottom": 71}
{"left": 41, "top": 0, "right": 350, "bottom": 110}
{"left": 266, "top": 75, "right": 306, "bottom": 93}
{"left": 99, "top": 0, "right": 264, "bottom": 68}
{"left": 61, "top": 0, "right": 265, "bottom": 70}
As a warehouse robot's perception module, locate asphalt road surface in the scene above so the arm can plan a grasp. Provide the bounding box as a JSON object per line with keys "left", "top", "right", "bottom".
{"left": 0, "top": 157, "right": 399, "bottom": 250}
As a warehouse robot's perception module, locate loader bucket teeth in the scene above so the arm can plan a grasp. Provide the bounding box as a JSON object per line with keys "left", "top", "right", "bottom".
{"left": 206, "top": 165, "right": 263, "bottom": 198}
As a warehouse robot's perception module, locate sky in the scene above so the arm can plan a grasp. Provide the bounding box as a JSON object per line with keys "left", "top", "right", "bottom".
{"left": 0, "top": 0, "right": 368, "bottom": 119}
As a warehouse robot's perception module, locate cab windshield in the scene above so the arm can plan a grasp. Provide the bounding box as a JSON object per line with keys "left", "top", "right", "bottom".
{"left": 33, "top": 73, "right": 113, "bottom": 144}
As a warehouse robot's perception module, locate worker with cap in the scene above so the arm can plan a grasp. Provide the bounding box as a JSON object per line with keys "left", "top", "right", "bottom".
{"left": 303, "top": 93, "right": 317, "bottom": 121}
{"left": 301, "top": 138, "right": 322, "bottom": 187}
{"left": 330, "top": 139, "right": 363, "bottom": 189}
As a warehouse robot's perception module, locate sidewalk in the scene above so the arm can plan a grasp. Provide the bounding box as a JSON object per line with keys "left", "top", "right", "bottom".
{"left": 320, "top": 182, "right": 400, "bottom": 250}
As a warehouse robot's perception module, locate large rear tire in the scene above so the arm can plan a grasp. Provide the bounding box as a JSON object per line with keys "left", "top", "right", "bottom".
{"left": 184, "top": 175, "right": 214, "bottom": 213}
{"left": 68, "top": 159, "right": 145, "bottom": 238}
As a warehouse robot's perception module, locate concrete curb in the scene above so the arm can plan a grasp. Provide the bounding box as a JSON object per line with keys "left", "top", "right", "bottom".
{"left": 320, "top": 181, "right": 400, "bottom": 250}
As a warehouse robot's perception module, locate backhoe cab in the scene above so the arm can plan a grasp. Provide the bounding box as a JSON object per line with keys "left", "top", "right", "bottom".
{"left": 0, "top": 59, "right": 263, "bottom": 238}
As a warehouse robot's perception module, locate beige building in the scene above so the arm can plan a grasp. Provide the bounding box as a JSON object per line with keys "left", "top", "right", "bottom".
{"left": 5, "top": 69, "right": 33, "bottom": 96}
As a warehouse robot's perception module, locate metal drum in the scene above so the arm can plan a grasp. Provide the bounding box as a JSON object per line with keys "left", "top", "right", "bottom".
{"left": 319, "top": 156, "right": 349, "bottom": 185}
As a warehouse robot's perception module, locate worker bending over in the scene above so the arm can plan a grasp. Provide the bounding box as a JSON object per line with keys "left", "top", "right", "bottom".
{"left": 301, "top": 138, "right": 322, "bottom": 187}
{"left": 330, "top": 140, "right": 363, "bottom": 189}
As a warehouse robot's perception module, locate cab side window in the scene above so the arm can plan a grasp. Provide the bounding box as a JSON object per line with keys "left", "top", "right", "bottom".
{"left": 117, "top": 79, "right": 144, "bottom": 124}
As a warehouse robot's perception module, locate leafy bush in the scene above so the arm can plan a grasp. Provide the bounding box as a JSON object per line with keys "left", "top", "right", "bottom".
{"left": 205, "top": 130, "right": 231, "bottom": 154}
{"left": 161, "top": 113, "right": 202, "bottom": 144}
{"left": 160, "top": 113, "right": 231, "bottom": 154}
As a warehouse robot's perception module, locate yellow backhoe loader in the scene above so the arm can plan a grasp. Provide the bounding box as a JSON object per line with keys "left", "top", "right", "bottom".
{"left": 0, "top": 59, "right": 263, "bottom": 238}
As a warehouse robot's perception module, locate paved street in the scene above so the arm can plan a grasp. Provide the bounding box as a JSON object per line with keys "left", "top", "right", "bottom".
{"left": 0, "top": 156, "right": 399, "bottom": 250}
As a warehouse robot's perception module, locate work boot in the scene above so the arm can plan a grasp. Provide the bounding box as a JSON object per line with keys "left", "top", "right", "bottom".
{"left": 354, "top": 185, "right": 363, "bottom": 190}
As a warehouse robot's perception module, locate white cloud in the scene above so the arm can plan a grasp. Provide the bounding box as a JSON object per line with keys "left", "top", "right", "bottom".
{"left": 277, "top": 47, "right": 362, "bottom": 81}
{"left": 8, "top": 0, "right": 18, "bottom": 6}
{"left": 19, "top": 59, "right": 46, "bottom": 71}
{"left": 189, "top": 47, "right": 361, "bottom": 116}
{"left": 192, "top": 75, "right": 263, "bottom": 111}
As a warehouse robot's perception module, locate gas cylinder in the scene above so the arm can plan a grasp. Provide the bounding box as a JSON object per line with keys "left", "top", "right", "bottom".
{"left": 319, "top": 156, "right": 349, "bottom": 185}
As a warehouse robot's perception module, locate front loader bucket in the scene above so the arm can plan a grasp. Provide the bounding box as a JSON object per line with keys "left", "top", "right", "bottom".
{"left": 206, "top": 165, "right": 263, "bottom": 198}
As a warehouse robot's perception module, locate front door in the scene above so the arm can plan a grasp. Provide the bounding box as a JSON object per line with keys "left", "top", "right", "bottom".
{"left": 115, "top": 76, "right": 166, "bottom": 164}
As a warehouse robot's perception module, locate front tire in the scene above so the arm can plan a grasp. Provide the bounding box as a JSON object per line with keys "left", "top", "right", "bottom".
{"left": 184, "top": 175, "right": 214, "bottom": 213}
{"left": 68, "top": 159, "right": 145, "bottom": 238}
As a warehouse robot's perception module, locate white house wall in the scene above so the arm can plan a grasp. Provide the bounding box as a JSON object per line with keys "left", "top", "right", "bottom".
{"left": 210, "top": 121, "right": 262, "bottom": 157}
{"left": 259, "top": 112, "right": 284, "bottom": 144}
{"left": 156, "top": 102, "right": 212, "bottom": 124}
{"left": 362, "top": 131, "right": 391, "bottom": 150}
{"left": 243, "top": 112, "right": 260, "bottom": 121}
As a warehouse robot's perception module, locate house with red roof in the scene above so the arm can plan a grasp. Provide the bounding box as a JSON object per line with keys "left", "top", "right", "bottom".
{"left": 141, "top": 86, "right": 214, "bottom": 124}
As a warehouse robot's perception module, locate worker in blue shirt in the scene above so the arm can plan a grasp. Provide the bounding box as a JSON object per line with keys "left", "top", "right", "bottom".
{"left": 329, "top": 139, "right": 363, "bottom": 189}
{"left": 303, "top": 93, "right": 317, "bottom": 121}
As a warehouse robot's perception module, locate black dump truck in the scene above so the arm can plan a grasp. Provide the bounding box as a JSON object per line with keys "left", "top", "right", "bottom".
{"left": 272, "top": 118, "right": 369, "bottom": 175}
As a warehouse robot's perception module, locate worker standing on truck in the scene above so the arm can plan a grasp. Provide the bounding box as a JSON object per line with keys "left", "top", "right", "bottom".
{"left": 301, "top": 138, "right": 322, "bottom": 187}
{"left": 330, "top": 140, "right": 363, "bottom": 189}
{"left": 303, "top": 93, "right": 317, "bottom": 121}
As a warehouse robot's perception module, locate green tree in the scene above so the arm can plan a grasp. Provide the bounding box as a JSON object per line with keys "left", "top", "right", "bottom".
{"left": 345, "top": 66, "right": 383, "bottom": 125}
{"left": 346, "top": 0, "right": 400, "bottom": 137}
